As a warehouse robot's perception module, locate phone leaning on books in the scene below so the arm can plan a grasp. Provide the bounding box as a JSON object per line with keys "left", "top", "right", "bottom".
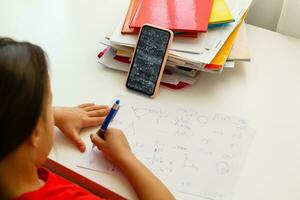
{"left": 125, "top": 24, "right": 173, "bottom": 97}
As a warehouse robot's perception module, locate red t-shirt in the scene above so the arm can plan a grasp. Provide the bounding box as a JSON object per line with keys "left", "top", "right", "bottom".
{"left": 14, "top": 168, "right": 106, "bottom": 200}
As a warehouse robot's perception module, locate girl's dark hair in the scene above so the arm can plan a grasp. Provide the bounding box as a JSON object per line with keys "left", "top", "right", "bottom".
{"left": 0, "top": 38, "right": 49, "bottom": 161}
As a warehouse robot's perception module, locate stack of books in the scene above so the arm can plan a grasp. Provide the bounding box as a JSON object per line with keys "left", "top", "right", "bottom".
{"left": 98, "top": 0, "right": 253, "bottom": 89}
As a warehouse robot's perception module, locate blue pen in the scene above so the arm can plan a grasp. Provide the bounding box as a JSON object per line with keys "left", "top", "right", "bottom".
{"left": 96, "top": 100, "right": 120, "bottom": 139}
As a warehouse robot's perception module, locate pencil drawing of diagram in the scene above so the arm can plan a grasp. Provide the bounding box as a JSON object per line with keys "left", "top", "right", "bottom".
{"left": 123, "top": 121, "right": 136, "bottom": 137}
{"left": 197, "top": 115, "right": 209, "bottom": 125}
{"left": 131, "top": 106, "right": 168, "bottom": 123}
{"left": 171, "top": 117, "right": 192, "bottom": 131}
{"left": 183, "top": 153, "right": 199, "bottom": 172}
{"left": 216, "top": 161, "right": 230, "bottom": 175}
{"left": 131, "top": 106, "right": 153, "bottom": 119}
{"left": 149, "top": 142, "right": 176, "bottom": 173}
{"left": 147, "top": 141, "right": 165, "bottom": 164}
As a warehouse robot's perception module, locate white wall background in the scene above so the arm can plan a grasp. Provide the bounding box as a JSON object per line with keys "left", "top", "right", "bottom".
{"left": 246, "top": 0, "right": 284, "bottom": 31}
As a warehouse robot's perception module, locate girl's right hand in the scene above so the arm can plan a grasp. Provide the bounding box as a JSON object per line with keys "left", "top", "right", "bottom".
{"left": 91, "top": 128, "right": 175, "bottom": 200}
{"left": 90, "top": 128, "right": 133, "bottom": 166}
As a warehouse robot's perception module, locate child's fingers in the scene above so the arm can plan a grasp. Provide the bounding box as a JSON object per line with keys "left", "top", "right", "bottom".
{"left": 69, "top": 131, "right": 86, "bottom": 152}
{"left": 83, "top": 105, "right": 109, "bottom": 112}
{"left": 90, "top": 133, "right": 105, "bottom": 149}
{"left": 87, "top": 109, "right": 109, "bottom": 117}
{"left": 83, "top": 117, "right": 105, "bottom": 127}
{"left": 78, "top": 103, "right": 95, "bottom": 108}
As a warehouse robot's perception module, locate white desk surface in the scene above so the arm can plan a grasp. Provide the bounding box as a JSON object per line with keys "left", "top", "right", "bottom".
{"left": 1, "top": 0, "right": 300, "bottom": 200}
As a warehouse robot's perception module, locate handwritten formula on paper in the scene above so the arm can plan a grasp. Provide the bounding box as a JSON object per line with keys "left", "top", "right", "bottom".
{"left": 80, "top": 98, "right": 254, "bottom": 200}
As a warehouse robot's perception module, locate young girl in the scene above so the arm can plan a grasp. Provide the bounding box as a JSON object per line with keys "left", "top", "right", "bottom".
{"left": 0, "top": 38, "right": 175, "bottom": 200}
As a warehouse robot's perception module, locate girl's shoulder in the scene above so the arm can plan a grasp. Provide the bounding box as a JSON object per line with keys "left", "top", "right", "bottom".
{"left": 13, "top": 168, "right": 106, "bottom": 200}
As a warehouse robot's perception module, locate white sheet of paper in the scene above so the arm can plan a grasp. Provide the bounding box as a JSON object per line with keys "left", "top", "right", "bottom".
{"left": 98, "top": 47, "right": 199, "bottom": 85}
{"left": 110, "top": 0, "right": 253, "bottom": 64}
{"left": 78, "top": 95, "right": 255, "bottom": 200}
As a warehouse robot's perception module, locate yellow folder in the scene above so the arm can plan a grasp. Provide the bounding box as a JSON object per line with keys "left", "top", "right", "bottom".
{"left": 209, "top": 21, "right": 242, "bottom": 66}
{"left": 209, "top": 0, "right": 234, "bottom": 24}
{"left": 209, "top": 12, "right": 248, "bottom": 66}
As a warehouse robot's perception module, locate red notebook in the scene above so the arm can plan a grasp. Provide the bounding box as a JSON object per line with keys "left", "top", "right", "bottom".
{"left": 130, "top": 0, "right": 213, "bottom": 32}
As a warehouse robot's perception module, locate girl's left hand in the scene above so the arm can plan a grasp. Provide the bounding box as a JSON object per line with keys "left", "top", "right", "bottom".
{"left": 54, "top": 103, "right": 109, "bottom": 152}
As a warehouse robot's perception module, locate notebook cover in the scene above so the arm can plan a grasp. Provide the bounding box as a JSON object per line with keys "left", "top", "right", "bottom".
{"left": 129, "top": 0, "right": 213, "bottom": 32}
{"left": 161, "top": 81, "right": 190, "bottom": 90}
{"left": 121, "top": 0, "right": 198, "bottom": 38}
{"left": 124, "top": 27, "right": 198, "bottom": 37}
{"left": 123, "top": 0, "right": 232, "bottom": 33}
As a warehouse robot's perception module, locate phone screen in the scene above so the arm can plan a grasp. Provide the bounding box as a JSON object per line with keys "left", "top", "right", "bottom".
{"left": 126, "top": 25, "right": 171, "bottom": 96}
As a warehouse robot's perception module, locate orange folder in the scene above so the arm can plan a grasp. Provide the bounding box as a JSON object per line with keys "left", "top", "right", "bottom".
{"left": 121, "top": 0, "right": 140, "bottom": 34}
{"left": 129, "top": 0, "right": 213, "bottom": 32}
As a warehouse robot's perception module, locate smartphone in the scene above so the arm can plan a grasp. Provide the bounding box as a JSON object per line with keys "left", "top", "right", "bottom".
{"left": 126, "top": 24, "right": 173, "bottom": 97}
